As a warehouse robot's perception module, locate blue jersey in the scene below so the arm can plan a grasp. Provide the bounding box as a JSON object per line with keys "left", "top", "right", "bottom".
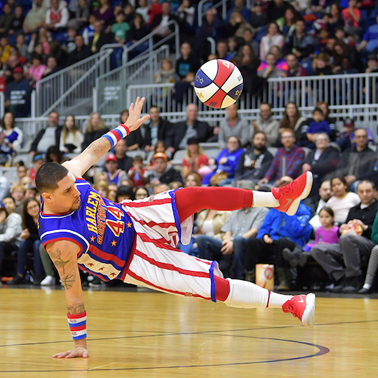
{"left": 38, "top": 178, "right": 135, "bottom": 281}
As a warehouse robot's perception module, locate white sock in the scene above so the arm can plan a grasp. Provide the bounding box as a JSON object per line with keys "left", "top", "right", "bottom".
{"left": 362, "top": 283, "right": 371, "bottom": 290}
{"left": 252, "top": 191, "right": 279, "bottom": 208}
{"left": 224, "top": 279, "right": 293, "bottom": 309}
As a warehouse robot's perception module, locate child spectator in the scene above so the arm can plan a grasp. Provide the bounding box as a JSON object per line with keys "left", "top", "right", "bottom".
{"left": 9, "top": 5, "right": 25, "bottom": 36}
{"left": 115, "top": 185, "right": 135, "bottom": 202}
{"left": 128, "top": 155, "right": 147, "bottom": 187}
{"left": 311, "top": 52, "right": 333, "bottom": 75}
{"left": 112, "top": 11, "right": 130, "bottom": 45}
{"left": 0, "top": 37, "right": 11, "bottom": 65}
{"left": 10, "top": 183, "right": 26, "bottom": 215}
{"left": 154, "top": 58, "right": 175, "bottom": 83}
{"left": 134, "top": 186, "right": 149, "bottom": 199}
{"left": 0, "top": 112, "right": 23, "bottom": 165}
{"left": 0, "top": 4, "right": 15, "bottom": 37}
{"left": 29, "top": 154, "right": 44, "bottom": 182}
{"left": 82, "top": 14, "right": 97, "bottom": 44}
{"left": 136, "top": 0, "right": 149, "bottom": 23}
{"left": 15, "top": 34, "right": 28, "bottom": 60}
{"left": 64, "top": 28, "right": 77, "bottom": 54}
{"left": 182, "top": 137, "right": 209, "bottom": 179}
{"left": 26, "top": 53, "right": 46, "bottom": 88}
{"left": 306, "top": 108, "right": 332, "bottom": 145}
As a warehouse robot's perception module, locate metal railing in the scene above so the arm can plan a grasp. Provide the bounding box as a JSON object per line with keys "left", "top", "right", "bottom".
{"left": 100, "top": 20, "right": 180, "bottom": 65}
{"left": 95, "top": 45, "right": 170, "bottom": 115}
{"left": 35, "top": 50, "right": 113, "bottom": 117}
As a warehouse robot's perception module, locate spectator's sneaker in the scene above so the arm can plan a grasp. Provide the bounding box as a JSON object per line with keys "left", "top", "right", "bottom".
{"left": 272, "top": 172, "right": 313, "bottom": 216}
{"left": 282, "top": 293, "right": 316, "bottom": 327}
{"left": 7, "top": 276, "right": 25, "bottom": 286}
{"left": 41, "top": 275, "right": 56, "bottom": 286}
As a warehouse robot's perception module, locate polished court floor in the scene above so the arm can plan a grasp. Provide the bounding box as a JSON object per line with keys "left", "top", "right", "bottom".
{"left": 0, "top": 287, "right": 377, "bottom": 378}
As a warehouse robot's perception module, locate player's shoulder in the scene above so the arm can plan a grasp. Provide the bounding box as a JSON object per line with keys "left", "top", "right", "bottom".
{"left": 45, "top": 239, "right": 80, "bottom": 255}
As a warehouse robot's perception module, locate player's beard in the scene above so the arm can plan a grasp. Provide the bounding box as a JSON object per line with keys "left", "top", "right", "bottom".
{"left": 70, "top": 198, "right": 81, "bottom": 212}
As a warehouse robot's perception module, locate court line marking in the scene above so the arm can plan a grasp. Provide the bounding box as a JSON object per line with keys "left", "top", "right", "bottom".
{"left": 0, "top": 334, "right": 330, "bottom": 373}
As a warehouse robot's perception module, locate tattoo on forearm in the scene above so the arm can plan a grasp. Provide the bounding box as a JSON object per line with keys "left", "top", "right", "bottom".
{"left": 48, "top": 249, "right": 70, "bottom": 274}
{"left": 62, "top": 274, "right": 75, "bottom": 290}
{"left": 67, "top": 303, "right": 85, "bottom": 315}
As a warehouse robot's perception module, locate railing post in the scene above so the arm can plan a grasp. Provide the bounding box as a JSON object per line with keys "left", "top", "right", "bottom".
{"left": 31, "top": 91, "right": 36, "bottom": 118}
{"left": 93, "top": 87, "right": 97, "bottom": 112}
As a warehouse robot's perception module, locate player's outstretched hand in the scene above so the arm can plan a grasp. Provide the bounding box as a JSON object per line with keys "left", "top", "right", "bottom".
{"left": 124, "top": 97, "right": 150, "bottom": 133}
{"left": 52, "top": 346, "right": 89, "bottom": 359}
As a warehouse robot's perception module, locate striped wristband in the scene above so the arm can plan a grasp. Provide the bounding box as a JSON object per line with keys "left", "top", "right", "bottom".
{"left": 102, "top": 124, "right": 130, "bottom": 148}
{"left": 67, "top": 311, "right": 87, "bottom": 340}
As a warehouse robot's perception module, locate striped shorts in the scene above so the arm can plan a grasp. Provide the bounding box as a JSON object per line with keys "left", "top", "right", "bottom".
{"left": 120, "top": 190, "right": 223, "bottom": 301}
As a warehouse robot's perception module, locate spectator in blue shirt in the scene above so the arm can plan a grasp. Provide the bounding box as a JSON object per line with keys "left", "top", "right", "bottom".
{"left": 305, "top": 108, "right": 332, "bottom": 148}
{"left": 357, "top": 14, "right": 378, "bottom": 56}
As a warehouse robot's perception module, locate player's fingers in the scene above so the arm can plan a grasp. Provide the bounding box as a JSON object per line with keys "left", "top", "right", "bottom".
{"left": 52, "top": 351, "right": 69, "bottom": 358}
{"left": 129, "top": 102, "right": 134, "bottom": 113}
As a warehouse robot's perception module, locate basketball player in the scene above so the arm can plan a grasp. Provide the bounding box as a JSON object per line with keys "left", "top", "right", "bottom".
{"left": 36, "top": 98, "right": 316, "bottom": 359}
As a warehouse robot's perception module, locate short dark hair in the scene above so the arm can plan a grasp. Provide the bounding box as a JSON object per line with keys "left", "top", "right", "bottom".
{"left": 116, "top": 185, "right": 135, "bottom": 201}
{"left": 313, "top": 107, "right": 324, "bottom": 115}
{"left": 357, "top": 180, "right": 375, "bottom": 190}
{"left": 35, "top": 163, "right": 69, "bottom": 194}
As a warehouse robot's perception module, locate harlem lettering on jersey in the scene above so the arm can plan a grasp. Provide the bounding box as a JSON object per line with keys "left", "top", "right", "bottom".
{"left": 38, "top": 178, "right": 135, "bottom": 281}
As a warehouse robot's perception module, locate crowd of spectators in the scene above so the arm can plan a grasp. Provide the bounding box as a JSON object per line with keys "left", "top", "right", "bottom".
{"left": 0, "top": 98, "right": 377, "bottom": 294}
{"left": 1, "top": 0, "right": 378, "bottom": 293}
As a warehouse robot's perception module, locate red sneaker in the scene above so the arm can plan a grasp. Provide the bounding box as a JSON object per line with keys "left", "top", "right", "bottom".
{"left": 272, "top": 172, "right": 313, "bottom": 216}
{"left": 282, "top": 293, "right": 316, "bottom": 327}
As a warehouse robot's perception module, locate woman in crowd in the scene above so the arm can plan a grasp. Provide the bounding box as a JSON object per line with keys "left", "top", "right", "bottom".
{"left": 260, "top": 22, "right": 284, "bottom": 61}
{"left": 8, "top": 198, "right": 44, "bottom": 285}
{"left": 59, "top": 115, "right": 84, "bottom": 153}
{"left": 182, "top": 137, "right": 209, "bottom": 179}
{"left": 0, "top": 112, "right": 23, "bottom": 165}
{"left": 278, "top": 102, "right": 306, "bottom": 145}
{"left": 185, "top": 171, "right": 202, "bottom": 187}
{"left": 326, "top": 176, "right": 360, "bottom": 225}
{"left": 82, "top": 112, "right": 109, "bottom": 150}
{"left": 134, "top": 186, "right": 149, "bottom": 200}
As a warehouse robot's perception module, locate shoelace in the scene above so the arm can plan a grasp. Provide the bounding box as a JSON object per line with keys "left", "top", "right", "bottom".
{"left": 284, "top": 303, "right": 298, "bottom": 319}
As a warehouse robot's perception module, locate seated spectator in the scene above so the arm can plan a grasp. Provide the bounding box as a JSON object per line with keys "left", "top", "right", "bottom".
{"left": 242, "top": 28, "right": 260, "bottom": 58}
{"left": 45, "top": 145, "right": 63, "bottom": 164}
{"left": 146, "top": 152, "right": 183, "bottom": 187}
{"left": 59, "top": 115, "right": 84, "bottom": 153}
{"left": 277, "top": 7, "right": 300, "bottom": 35}
{"left": 182, "top": 137, "right": 209, "bottom": 179}
{"left": 141, "top": 106, "right": 172, "bottom": 153}
{"left": 82, "top": 14, "right": 96, "bottom": 45}
{"left": 5, "top": 67, "right": 32, "bottom": 118}
{"left": 315, "top": 101, "right": 337, "bottom": 140}
{"left": 134, "top": 186, "right": 149, "bottom": 200}
{"left": 45, "top": 0, "right": 69, "bottom": 33}
{"left": 342, "top": 0, "right": 360, "bottom": 40}
{"left": 302, "top": 133, "right": 340, "bottom": 198}
{"left": 310, "top": 0, "right": 333, "bottom": 16}
{"left": 237, "top": 44, "right": 263, "bottom": 96}
{"left": 250, "top": 1, "right": 267, "bottom": 29}
{"left": 257, "top": 52, "right": 286, "bottom": 79}
{"left": 167, "top": 103, "right": 213, "bottom": 154}
{"left": 115, "top": 185, "right": 135, "bottom": 202}
{"left": 311, "top": 180, "right": 378, "bottom": 293}
{"left": 30, "top": 111, "right": 62, "bottom": 155}
{"left": 94, "top": 0, "right": 114, "bottom": 29}
{"left": 259, "top": 129, "right": 305, "bottom": 186}
{"left": 63, "top": 28, "right": 77, "bottom": 54}
{"left": 327, "top": 4, "right": 344, "bottom": 36}
{"left": 279, "top": 102, "right": 307, "bottom": 144}
{"left": 67, "top": 35, "right": 92, "bottom": 66}
{"left": 136, "top": 0, "right": 150, "bottom": 24}
{"left": 129, "top": 13, "right": 150, "bottom": 44}
{"left": 235, "top": 131, "right": 274, "bottom": 184}
{"left": 184, "top": 171, "right": 202, "bottom": 187}
{"left": 41, "top": 56, "right": 59, "bottom": 79}
{"left": 104, "top": 153, "right": 127, "bottom": 185}
{"left": 283, "top": 19, "right": 314, "bottom": 61}
{"left": 15, "top": 35, "right": 28, "bottom": 61}
{"left": 267, "top": 0, "right": 295, "bottom": 23}
{"left": 215, "top": 40, "right": 228, "bottom": 60}
{"left": 26, "top": 53, "right": 46, "bottom": 88}
{"left": 175, "top": 42, "right": 201, "bottom": 81}
{"left": 332, "top": 40, "right": 362, "bottom": 74}
{"left": 218, "top": 103, "right": 250, "bottom": 149}
{"left": 284, "top": 206, "right": 339, "bottom": 269}
{"left": 0, "top": 112, "right": 23, "bottom": 165}
{"left": 112, "top": 11, "right": 130, "bottom": 46}
{"left": 357, "top": 14, "right": 378, "bottom": 55}
{"left": 68, "top": 0, "right": 90, "bottom": 31}
{"left": 258, "top": 45, "right": 288, "bottom": 75}
{"left": 114, "top": 138, "right": 134, "bottom": 173}
{"left": 197, "top": 189, "right": 267, "bottom": 279}
{"left": 303, "top": 108, "right": 332, "bottom": 148}
{"left": 244, "top": 201, "right": 312, "bottom": 290}
{"left": 23, "top": 0, "right": 46, "bottom": 36}
{"left": 250, "top": 103, "right": 279, "bottom": 147}
{"left": 202, "top": 136, "right": 243, "bottom": 186}
{"left": 150, "top": 1, "right": 176, "bottom": 44}
{"left": 12, "top": 6, "right": 25, "bottom": 35}
{"left": 89, "top": 20, "right": 113, "bottom": 54}
{"left": 307, "top": 179, "right": 333, "bottom": 230}
{"left": 29, "top": 154, "right": 44, "bottom": 183}
{"left": 7, "top": 198, "right": 44, "bottom": 285}
{"left": 226, "top": 0, "right": 252, "bottom": 24}
{"left": 365, "top": 53, "right": 378, "bottom": 74}
{"left": 82, "top": 112, "right": 109, "bottom": 150}
{"left": 0, "top": 202, "right": 22, "bottom": 281}
{"left": 154, "top": 58, "right": 175, "bottom": 84}
{"left": 128, "top": 155, "right": 147, "bottom": 187}
{"left": 226, "top": 12, "right": 253, "bottom": 40}
{"left": 260, "top": 22, "right": 284, "bottom": 61}
{"left": 311, "top": 52, "right": 333, "bottom": 76}
{"left": 326, "top": 176, "right": 361, "bottom": 225}
{"left": 0, "top": 3, "right": 15, "bottom": 37}
{"left": 11, "top": 182, "right": 26, "bottom": 215}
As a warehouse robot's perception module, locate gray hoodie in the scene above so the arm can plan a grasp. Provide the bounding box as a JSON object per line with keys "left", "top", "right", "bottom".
{"left": 0, "top": 212, "right": 23, "bottom": 246}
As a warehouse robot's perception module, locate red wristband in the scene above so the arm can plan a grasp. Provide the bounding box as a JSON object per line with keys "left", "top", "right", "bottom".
{"left": 120, "top": 124, "right": 130, "bottom": 135}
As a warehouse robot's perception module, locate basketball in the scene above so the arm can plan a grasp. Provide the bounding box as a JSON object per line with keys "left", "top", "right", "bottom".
{"left": 194, "top": 59, "right": 243, "bottom": 109}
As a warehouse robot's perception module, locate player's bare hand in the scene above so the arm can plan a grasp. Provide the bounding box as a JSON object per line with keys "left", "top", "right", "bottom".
{"left": 124, "top": 97, "right": 150, "bottom": 132}
{"left": 52, "top": 346, "right": 89, "bottom": 359}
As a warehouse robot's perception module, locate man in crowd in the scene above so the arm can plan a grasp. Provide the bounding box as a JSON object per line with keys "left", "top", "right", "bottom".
{"left": 250, "top": 103, "right": 279, "bottom": 147}
{"left": 146, "top": 152, "right": 183, "bottom": 187}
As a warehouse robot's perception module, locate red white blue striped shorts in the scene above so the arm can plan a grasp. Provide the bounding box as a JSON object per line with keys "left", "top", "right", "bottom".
{"left": 120, "top": 190, "right": 223, "bottom": 301}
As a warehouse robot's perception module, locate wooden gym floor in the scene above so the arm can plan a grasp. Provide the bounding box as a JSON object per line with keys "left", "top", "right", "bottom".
{"left": 0, "top": 287, "right": 377, "bottom": 378}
